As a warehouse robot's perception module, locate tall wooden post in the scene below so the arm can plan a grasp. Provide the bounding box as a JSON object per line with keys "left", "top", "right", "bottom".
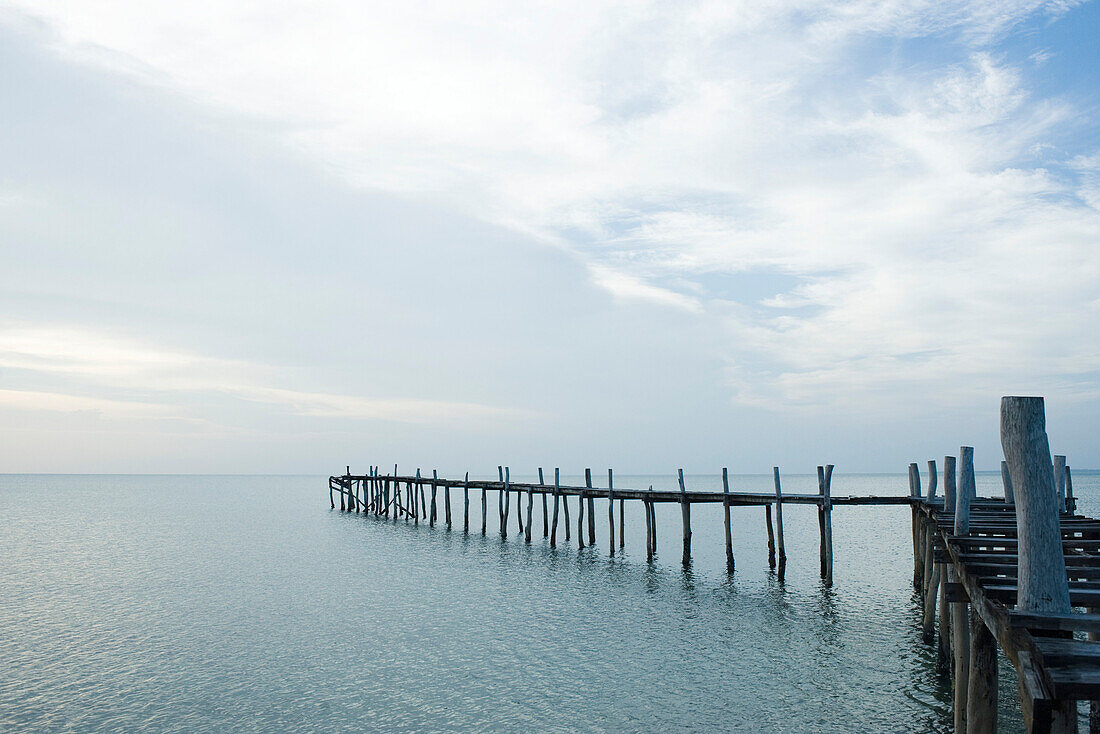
{"left": 463, "top": 472, "right": 470, "bottom": 532}
{"left": 765, "top": 503, "right": 776, "bottom": 569}
{"left": 927, "top": 459, "right": 938, "bottom": 500}
{"left": 773, "top": 467, "right": 786, "bottom": 574}
{"left": 952, "top": 459, "right": 972, "bottom": 734}
{"left": 429, "top": 470, "right": 437, "bottom": 527}
{"left": 586, "top": 469, "right": 596, "bottom": 545}
{"left": 550, "top": 468, "right": 560, "bottom": 547}
{"left": 1054, "top": 455, "right": 1067, "bottom": 512}
{"left": 944, "top": 456, "right": 957, "bottom": 516}
{"left": 607, "top": 468, "right": 615, "bottom": 555}
{"left": 1066, "top": 466, "right": 1076, "bottom": 514}
{"left": 578, "top": 469, "right": 589, "bottom": 549}
{"left": 910, "top": 462, "right": 922, "bottom": 589}
{"left": 540, "top": 468, "right": 548, "bottom": 538}
{"left": 504, "top": 467, "right": 512, "bottom": 539}
{"left": 563, "top": 474, "right": 571, "bottom": 542}
{"left": 678, "top": 469, "right": 691, "bottom": 567}
{"left": 1001, "top": 396, "right": 1073, "bottom": 733}
{"left": 723, "top": 468, "right": 734, "bottom": 574}
{"left": 497, "top": 465, "right": 505, "bottom": 532}
{"left": 967, "top": 613, "right": 997, "bottom": 734}
{"left": 525, "top": 472, "right": 534, "bottom": 544}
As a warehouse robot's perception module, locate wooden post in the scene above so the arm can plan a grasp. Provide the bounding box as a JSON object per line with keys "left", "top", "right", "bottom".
{"left": 817, "top": 465, "right": 826, "bottom": 578}
{"left": 430, "top": 471, "right": 437, "bottom": 527}
{"left": 938, "top": 566, "right": 951, "bottom": 673}
{"left": 644, "top": 494, "right": 653, "bottom": 562}
{"left": 463, "top": 472, "right": 470, "bottom": 532}
{"left": 646, "top": 490, "right": 655, "bottom": 554}
{"left": 1001, "top": 396, "right": 1073, "bottom": 733}
{"left": 910, "top": 462, "right": 922, "bottom": 589}
{"left": 550, "top": 468, "right": 560, "bottom": 547}
{"left": 1001, "top": 460, "right": 1014, "bottom": 505}
{"left": 927, "top": 459, "right": 938, "bottom": 501}
{"left": 481, "top": 473, "right": 488, "bottom": 536}
{"left": 416, "top": 469, "right": 423, "bottom": 524}
{"left": 823, "top": 464, "right": 834, "bottom": 586}
{"left": 579, "top": 469, "right": 589, "bottom": 548}
{"left": 966, "top": 613, "right": 997, "bottom": 734}
{"left": 442, "top": 470, "right": 451, "bottom": 528}
{"left": 540, "top": 468, "right": 548, "bottom": 538}
{"left": 525, "top": 474, "right": 534, "bottom": 543}
{"left": 922, "top": 519, "right": 939, "bottom": 644}
{"left": 959, "top": 447, "right": 974, "bottom": 516}
{"left": 498, "top": 465, "right": 505, "bottom": 531}
{"left": 1067, "top": 465, "right": 1076, "bottom": 514}
{"left": 619, "top": 498, "right": 624, "bottom": 549}
{"left": 952, "top": 464, "right": 972, "bottom": 734}
{"left": 723, "top": 468, "right": 734, "bottom": 574}
{"left": 607, "top": 468, "right": 615, "bottom": 555}
{"left": 944, "top": 456, "right": 957, "bottom": 516}
{"left": 503, "top": 467, "right": 511, "bottom": 539}
{"left": 765, "top": 503, "right": 776, "bottom": 569}
{"left": 1054, "top": 455, "right": 1067, "bottom": 512}
{"left": 678, "top": 469, "right": 691, "bottom": 567}
{"left": 563, "top": 475, "right": 571, "bottom": 541}
{"left": 586, "top": 469, "right": 596, "bottom": 545}
{"left": 514, "top": 467, "right": 523, "bottom": 535}
{"left": 329, "top": 479, "right": 335, "bottom": 509}
{"left": 773, "top": 467, "right": 786, "bottom": 573}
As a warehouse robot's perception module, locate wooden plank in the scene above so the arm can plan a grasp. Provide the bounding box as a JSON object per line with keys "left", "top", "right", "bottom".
{"left": 1011, "top": 612, "right": 1100, "bottom": 634}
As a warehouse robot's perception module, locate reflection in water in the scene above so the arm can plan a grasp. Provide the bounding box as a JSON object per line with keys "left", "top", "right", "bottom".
{"left": 2, "top": 471, "right": 1082, "bottom": 732}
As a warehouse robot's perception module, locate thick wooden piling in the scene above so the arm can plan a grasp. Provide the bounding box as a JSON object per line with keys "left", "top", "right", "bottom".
{"left": 329, "top": 479, "right": 335, "bottom": 509}
{"left": 927, "top": 459, "right": 938, "bottom": 500}
{"left": 619, "top": 498, "right": 624, "bottom": 549}
{"left": 773, "top": 467, "right": 786, "bottom": 573}
{"left": 723, "top": 468, "right": 734, "bottom": 574}
{"left": 514, "top": 467, "right": 523, "bottom": 535}
{"left": 922, "top": 518, "right": 939, "bottom": 644}
{"left": 966, "top": 612, "right": 997, "bottom": 734}
{"left": 1001, "top": 396, "right": 1073, "bottom": 733}
{"left": 550, "top": 468, "right": 560, "bottom": 547}
{"left": 463, "top": 472, "right": 470, "bottom": 532}
{"left": 910, "top": 462, "right": 922, "bottom": 588}
{"left": 952, "top": 468, "right": 972, "bottom": 734}
{"left": 498, "top": 465, "right": 505, "bottom": 533}
{"left": 944, "top": 455, "right": 957, "bottom": 514}
{"left": 644, "top": 489, "right": 654, "bottom": 562}
{"left": 650, "top": 491, "right": 657, "bottom": 554}
{"left": 937, "top": 567, "right": 951, "bottom": 673}
{"left": 678, "top": 469, "right": 691, "bottom": 567}
{"left": 504, "top": 467, "right": 512, "bottom": 539}
{"left": 481, "top": 473, "right": 488, "bottom": 536}
{"left": 608, "top": 468, "right": 615, "bottom": 555}
{"left": 443, "top": 470, "right": 451, "bottom": 527}
{"left": 1067, "top": 465, "right": 1076, "bottom": 514}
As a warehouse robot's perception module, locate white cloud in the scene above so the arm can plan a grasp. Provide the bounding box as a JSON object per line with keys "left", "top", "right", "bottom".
{"left": 2, "top": 0, "right": 1097, "bottom": 422}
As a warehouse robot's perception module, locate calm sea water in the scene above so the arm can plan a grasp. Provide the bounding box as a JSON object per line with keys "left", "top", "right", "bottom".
{"left": 2, "top": 470, "right": 1097, "bottom": 732}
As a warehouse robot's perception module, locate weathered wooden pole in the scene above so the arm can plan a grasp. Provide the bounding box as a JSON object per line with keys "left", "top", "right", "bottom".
{"left": 817, "top": 465, "right": 827, "bottom": 577}
{"left": 678, "top": 469, "right": 691, "bottom": 566}
{"left": 586, "top": 469, "right": 596, "bottom": 545}
{"left": 607, "top": 468, "right": 616, "bottom": 555}
{"left": 463, "top": 472, "right": 469, "bottom": 532}
{"left": 442, "top": 470, "right": 451, "bottom": 528}
{"left": 525, "top": 474, "right": 534, "bottom": 543}
{"left": 562, "top": 476, "right": 571, "bottom": 541}
{"left": 514, "top": 468, "right": 523, "bottom": 535}
{"left": 910, "top": 462, "right": 922, "bottom": 589}
{"left": 773, "top": 467, "right": 786, "bottom": 573}
{"left": 504, "top": 467, "right": 512, "bottom": 539}
{"left": 966, "top": 612, "right": 997, "bottom": 734}
{"left": 959, "top": 447, "right": 974, "bottom": 508}
{"left": 550, "top": 468, "right": 560, "bottom": 547}
{"left": 723, "top": 468, "right": 734, "bottom": 574}
{"left": 619, "top": 498, "right": 624, "bottom": 549}
{"left": 430, "top": 470, "right": 438, "bottom": 527}
{"left": 650, "top": 491, "right": 657, "bottom": 554}
{"left": 1000, "top": 460, "right": 1014, "bottom": 506}
{"left": 1054, "top": 455, "right": 1067, "bottom": 512}
{"left": 540, "top": 468, "right": 548, "bottom": 538}
{"left": 1001, "top": 396, "right": 1074, "bottom": 733}
{"left": 927, "top": 459, "right": 938, "bottom": 501}
{"left": 329, "top": 479, "right": 335, "bottom": 509}
{"left": 579, "top": 469, "right": 590, "bottom": 549}
{"left": 481, "top": 474, "right": 488, "bottom": 536}
{"left": 944, "top": 456, "right": 957, "bottom": 515}
{"left": 1066, "top": 465, "right": 1076, "bottom": 514}
{"left": 823, "top": 464, "right": 834, "bottom": 586}
{"left": 951, "top": 458, "right": 972, "bottom": 734}
{"left": 416, "top": 469, "right": 424, "bottom": 524}
{"left": 938, "top": 566, "right": 951, "bottom": 673}
{"left": 644, "top": 487, "right": 654, "bottom": 562}
{"left": 922, "top": 518, "right": 939, "bottom": 644}
{"left": 764, "top": 502, "right": 776, "bottom": 569}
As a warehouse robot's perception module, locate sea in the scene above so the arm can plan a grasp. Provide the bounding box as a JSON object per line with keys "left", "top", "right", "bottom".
{"left": 3, "top": 470, "right": 1097, "bottom": 732}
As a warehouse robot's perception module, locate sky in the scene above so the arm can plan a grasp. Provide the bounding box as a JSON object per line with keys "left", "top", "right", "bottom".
{"left": 1, "top": 1, "right": 1099, "bottom": 474}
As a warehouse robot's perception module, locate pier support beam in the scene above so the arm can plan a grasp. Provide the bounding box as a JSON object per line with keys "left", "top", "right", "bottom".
{"left": 723, "top": 468, "right": 734, "bottom": 574}
{"left": 773, "top": 467, "right": 786, "bottom": 576}
{"left": 550, "top": 469, "right": 560, "bottom": 547}
{"left": 967, "top": 614, "right": 997, "bottom": 734}
{"left": 678, "top": 469, "right": 691, "bottom": 567}
{"left": 951, "top": 470, "right": 972, "bottom": 734}
{"left": 608, "top": 469, "right": 615, "bottom": 555}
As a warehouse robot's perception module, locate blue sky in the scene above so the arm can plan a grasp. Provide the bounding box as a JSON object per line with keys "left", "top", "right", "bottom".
{"left": 1, "top": 1, "right": 1098, "bottom": 473}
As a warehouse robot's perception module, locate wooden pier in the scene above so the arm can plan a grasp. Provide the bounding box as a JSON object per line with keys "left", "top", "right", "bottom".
{"left": 327, "top": 396, "right": 1095, "bottom": 733}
